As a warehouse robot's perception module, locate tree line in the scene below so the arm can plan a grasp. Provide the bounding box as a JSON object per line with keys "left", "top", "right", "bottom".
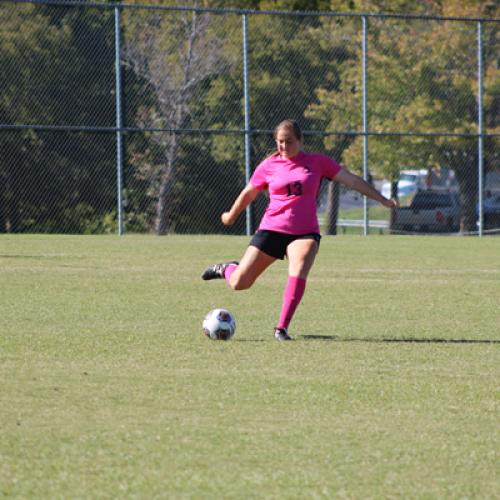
{"left": 0, "top": 0, "right": 498, "bottom": 234}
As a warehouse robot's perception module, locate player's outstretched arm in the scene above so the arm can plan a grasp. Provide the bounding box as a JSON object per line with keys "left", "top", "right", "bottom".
{"left": 221, "top": 183, "right": 259, "bottom": 225}
{"left": 334, "top": 169, "right": 398, "bottom": 209}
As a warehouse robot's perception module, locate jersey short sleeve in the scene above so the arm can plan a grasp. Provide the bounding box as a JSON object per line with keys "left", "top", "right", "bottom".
{"left": 319, "top": 154, "right": 342, "bottom": 180}
{"left": 250, "top": 157, "right": 272, "bottom": 190}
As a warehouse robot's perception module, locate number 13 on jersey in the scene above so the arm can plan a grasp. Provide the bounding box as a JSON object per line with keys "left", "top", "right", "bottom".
{"left": 286, "top": 181, "right": 303, "bottom": 196}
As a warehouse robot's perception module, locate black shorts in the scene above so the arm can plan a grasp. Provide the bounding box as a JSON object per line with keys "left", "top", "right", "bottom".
{"left": 249, "top": 230, "right": 321, "bottom": 260}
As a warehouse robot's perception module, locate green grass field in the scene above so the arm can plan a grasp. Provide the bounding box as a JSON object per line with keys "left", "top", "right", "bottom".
{"left": 1, "top": 234, "right": 499, "bottom": 498}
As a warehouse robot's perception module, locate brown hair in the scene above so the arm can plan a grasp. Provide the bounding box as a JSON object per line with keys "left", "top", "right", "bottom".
{"left": 273, "top": 119, "right": 303, "bottom": 141}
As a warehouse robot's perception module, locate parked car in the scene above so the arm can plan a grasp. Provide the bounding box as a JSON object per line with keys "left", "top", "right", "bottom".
{"left": 392, "top": 191, "right": 461, "bottom": 233}
{"left": 381, "top": 170, "right": 428, "bottom": 199}
{"left": 382, "top": 168, "right": 458, "bottom": 199}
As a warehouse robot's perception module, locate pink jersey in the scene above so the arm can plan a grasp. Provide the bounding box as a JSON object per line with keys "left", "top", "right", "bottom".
{"left": 250, "top": 151, "right": 342, "bottom": 234}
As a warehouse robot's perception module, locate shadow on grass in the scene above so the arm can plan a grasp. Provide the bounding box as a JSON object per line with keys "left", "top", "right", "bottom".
{"left": 235, "top": 339, "right": 266, "bottom": 342}
{"left": 299, "top": 335, "right": 500, "bottom": 344}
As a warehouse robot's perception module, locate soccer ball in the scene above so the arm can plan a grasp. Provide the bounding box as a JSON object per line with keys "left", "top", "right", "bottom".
{"left": 202, "top": 308, "right": 236, "bottom": 341}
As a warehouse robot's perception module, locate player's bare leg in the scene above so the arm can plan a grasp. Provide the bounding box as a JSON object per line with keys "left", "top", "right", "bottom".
{"left": 286, "top": 238, "right": 319, "bottom": 279}
{"left": 226, "top": 245, "right": 276, "bottom": 290}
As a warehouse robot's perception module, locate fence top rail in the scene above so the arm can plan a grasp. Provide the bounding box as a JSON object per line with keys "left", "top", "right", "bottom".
{"left": 2, "top": 123, "right": 500, "bottom": 139}
{"left": 9, "top": 0, "right": 500, "bottom": 23}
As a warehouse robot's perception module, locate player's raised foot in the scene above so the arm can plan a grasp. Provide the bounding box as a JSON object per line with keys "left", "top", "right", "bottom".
{"left": 274, "top": 328, "right": 294, "bottom": 341}
{"left": 201, "top": 261, "right": 239, "bottom": 280}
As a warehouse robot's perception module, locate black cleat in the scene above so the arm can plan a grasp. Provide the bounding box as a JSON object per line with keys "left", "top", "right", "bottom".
{"left": 274, "top": 328, "right": 294, "bottom": 341}
{"left": 201, "top": 261, "right": 238, "bottom": 280}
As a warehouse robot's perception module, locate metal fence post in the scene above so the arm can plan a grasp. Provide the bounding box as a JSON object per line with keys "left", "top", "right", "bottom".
{"left": 242, "top": 13, "right": 252, "bottom": 236}
{"left": 362, "top": 15, "right": 369, "bottom": 236}
{"left": 477, "top": 20, "right": 484, "bottom": 237}
{"left": 115, "top": 5, "right": 124, "bottom": 236}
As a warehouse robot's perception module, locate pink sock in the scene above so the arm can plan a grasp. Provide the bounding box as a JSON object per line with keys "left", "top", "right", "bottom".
{"left": 277, "top": 276, "right": 306, "bottom": 330}
{"left": 224, "top": 264, "right": 238, "bottom": 284}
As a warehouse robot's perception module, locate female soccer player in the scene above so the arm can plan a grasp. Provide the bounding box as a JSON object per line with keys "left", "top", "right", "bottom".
{"left": 202, "top": 119, "right": 397, "bottom": 341}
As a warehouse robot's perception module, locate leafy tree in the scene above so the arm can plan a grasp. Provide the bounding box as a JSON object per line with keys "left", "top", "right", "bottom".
{"left": 122, "top": 3, "right": 241, "bottom": 234}
{"left": 0, "top": 3, "right": 118, "bottom": 233}
{"left": 307, "top": 0, "right": 499, "bottom": 232}
{"left": 4, "top": 0, "right": 495, "bottom": 236}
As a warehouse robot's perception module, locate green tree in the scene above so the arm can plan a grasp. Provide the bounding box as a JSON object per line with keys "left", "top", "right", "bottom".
{"left": 307, "top": 0, "right": 499, "bottom": 232}
{"left": 122, "top": 3, "right": 241, "bottom": 234}
{"left": 0, "top": 3, "right": 118, "bottom": 233}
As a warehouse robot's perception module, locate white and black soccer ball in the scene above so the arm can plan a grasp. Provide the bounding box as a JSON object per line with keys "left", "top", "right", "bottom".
{"left": 202, "top": 308, "right": 236, "bottom": 341}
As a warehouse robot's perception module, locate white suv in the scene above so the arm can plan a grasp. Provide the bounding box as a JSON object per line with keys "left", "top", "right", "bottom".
{"left": 381, "top": 168, "right": 457, "bottom": 199}
{"left": 381, "top": 169, "right": 428, "bottom": 199}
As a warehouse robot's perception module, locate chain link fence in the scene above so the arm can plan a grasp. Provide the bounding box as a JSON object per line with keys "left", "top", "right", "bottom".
{"left": 1, "top": 1, "right": 499, "bottom": 235}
